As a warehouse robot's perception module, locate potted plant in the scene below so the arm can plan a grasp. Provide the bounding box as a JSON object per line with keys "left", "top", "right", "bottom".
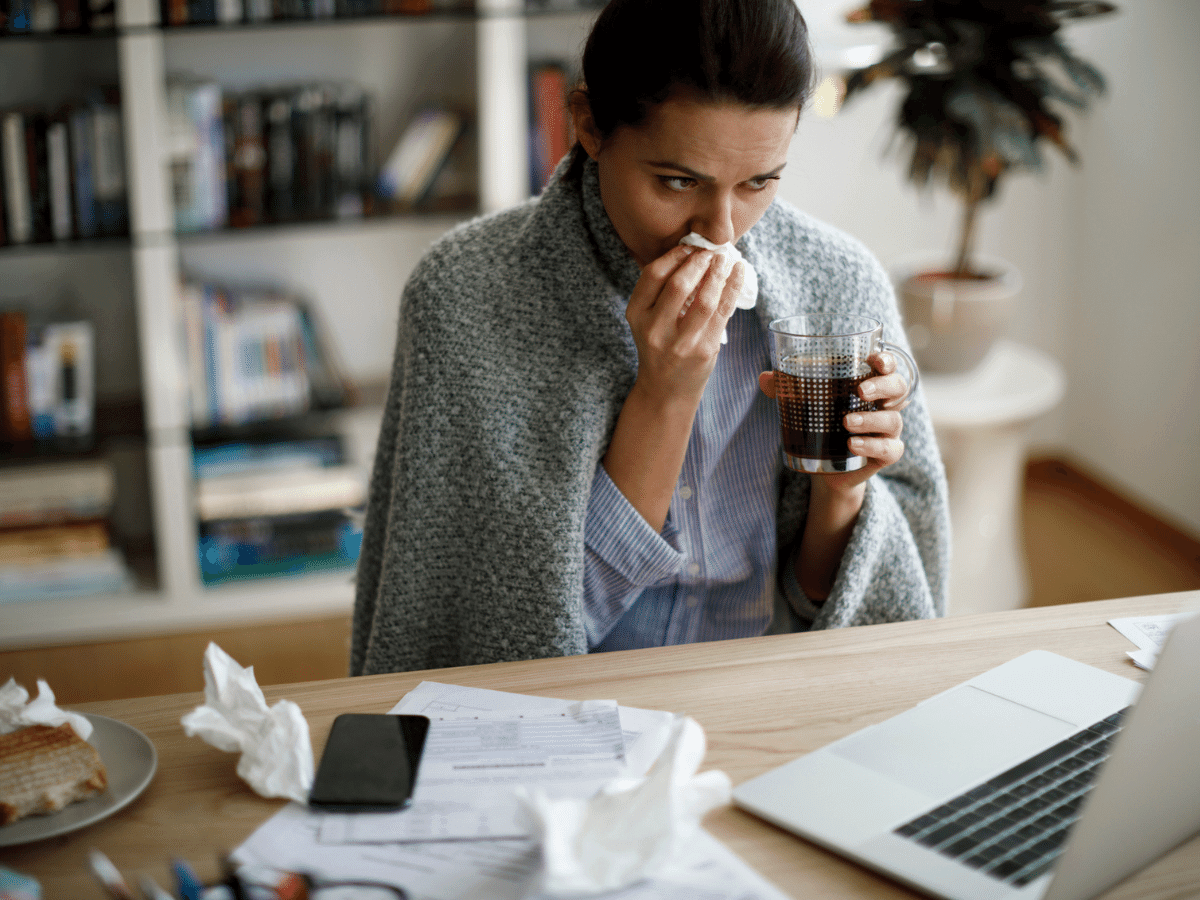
{"left": 840, "top": 0, "right": 1116, "bottom": 373}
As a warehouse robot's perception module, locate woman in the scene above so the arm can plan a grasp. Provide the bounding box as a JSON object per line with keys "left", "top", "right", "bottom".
{"left": 351, "top": 0, "right": 950, "bottom": 676}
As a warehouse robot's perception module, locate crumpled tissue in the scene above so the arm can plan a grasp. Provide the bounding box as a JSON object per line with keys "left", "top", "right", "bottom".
{"left": 0, "top": 677, "right": 92, "bottom": 740}
{"left": 517, "top": 715, "right": 732, "bottom": 897}
{"left": 679, "top": 232, "right": 759, "bottom": 345}
{"left": 181, "top": 642, "right": 313, "bottom": 804}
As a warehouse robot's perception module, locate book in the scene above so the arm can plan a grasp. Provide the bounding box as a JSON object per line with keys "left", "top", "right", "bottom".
{"left": 333, "top": 86, "right": 371, "bottom": 219}
{"left": 23, "top": 110, "right": 52, "bottom": 243}
{"left": 46, "top": 113, "right": 74, "bottom": 241}
{"left": 264, "top": 91, "right": 297, "bottom": 223}
{"left": 5, "top": 0, "right": 31, "bottom": 30}
{"left": 0, "top": 459, "right": 115, "bottom": 527}
{"left": 0, "top": 151, "right": 6, "bottom": 245}
{"left": 44, "top": 320, "right": 94, "bottom": 439}
{"left": 179, "top": 281, "right": 355, "bottom": 429}
{"left": 377, "top": 106, "right": 465, "bottom": 209}
{"left": 198, "top": 509, "right": 362, "bottom": 585}
{"left": 85, "top": 0, "right": 114, "bottom": 29}
{"left": 167, "top": 80, "right": 227, "bottom": 233}
{"left": 68, "top": 105, "right": 98, "bottom": 240}
{"left": 224, "top": 91, "right": 266, "bottom": 228}
{"left": 292, "top": 84, "right": 336, "bottom": 221}
{"left": 1, "top": 310, "right": 32, "bottom": 442}
{"left": 191, "top": 434, "right": 345, "bottom": 479}
{"left": 0, "top": 520, "right": 110, "bottom": 567}
{"left": 529, "top": 61, "right": 571, "bottom": 195}
{"left": 2, "top": 111, "right": 33, "bottom": 245}
{"left": 195, "top": 463, "right": 365, "bottom": 520}
{"left": 88, "top": 88, "right": 127, "bottom": 236}
{"left": 54, "top": 0, "right": 87, "bottom": 31}
{"left": 0, "top": 547, "right": 132, "bottom": 603}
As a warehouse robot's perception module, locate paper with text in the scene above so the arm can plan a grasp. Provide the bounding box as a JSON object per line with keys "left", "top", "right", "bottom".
{"left": 318, "top": 683, "right": 674, "bottom": 844}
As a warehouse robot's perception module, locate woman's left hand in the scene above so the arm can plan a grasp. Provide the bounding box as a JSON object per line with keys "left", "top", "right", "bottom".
{"left": 758, "top": 350, "right": 909, "bottom": 494}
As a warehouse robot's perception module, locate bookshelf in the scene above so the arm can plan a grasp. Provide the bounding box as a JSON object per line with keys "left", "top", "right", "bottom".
{"left": 0, "top": 0, "right": 598, "bottom": 648}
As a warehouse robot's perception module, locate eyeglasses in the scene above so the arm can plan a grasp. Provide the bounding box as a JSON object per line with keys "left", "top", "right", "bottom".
{"left": 211, "top": 859, "right": 408, "bottom": 900}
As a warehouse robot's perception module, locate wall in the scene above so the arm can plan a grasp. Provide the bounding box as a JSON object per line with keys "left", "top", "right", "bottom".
{"left": 1066, "top": 2, "right": 1200, "bottom": 537}
{"left": 783, "top": 1, "right": 1199, "bottom": 537}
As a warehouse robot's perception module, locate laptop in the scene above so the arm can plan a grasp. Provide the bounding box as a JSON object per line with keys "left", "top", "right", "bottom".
{"left": 733, "top": 611, "right": 1200, "bottom": 900}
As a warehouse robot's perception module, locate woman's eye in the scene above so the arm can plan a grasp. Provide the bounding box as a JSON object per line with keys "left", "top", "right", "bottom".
{"left": 659, "top": 176, "right": 696, "bottom": 192}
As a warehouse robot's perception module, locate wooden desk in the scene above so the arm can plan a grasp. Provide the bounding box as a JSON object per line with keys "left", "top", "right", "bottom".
{"left": 6, "top": 591, "right": 1199, "bottom": 899}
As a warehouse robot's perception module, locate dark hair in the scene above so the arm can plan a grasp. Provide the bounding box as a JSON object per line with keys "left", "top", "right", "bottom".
{"left": 580, "top": 0, "right": 815, "bottom": 140}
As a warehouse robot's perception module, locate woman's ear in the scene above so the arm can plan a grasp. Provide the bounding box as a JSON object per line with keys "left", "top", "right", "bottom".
{"left": 569, "top": 90, "right": 603, "bottom": 160}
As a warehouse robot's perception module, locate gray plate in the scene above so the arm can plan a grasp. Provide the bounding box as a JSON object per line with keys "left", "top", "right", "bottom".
{"left": 0, "top": 713, "right": 157, "bottom": 847}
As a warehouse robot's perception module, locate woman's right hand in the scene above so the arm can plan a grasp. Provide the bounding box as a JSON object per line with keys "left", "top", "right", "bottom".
{"left": 624, "top": 245, "right": 745, "bottom": 408}
{"left": 600, "top": 245, "right": 745, "bottom": 531}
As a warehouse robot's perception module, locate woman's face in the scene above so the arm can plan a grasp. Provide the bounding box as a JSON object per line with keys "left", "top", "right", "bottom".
{"left": 580, "top": 92, "right": 799, "bottom": 268}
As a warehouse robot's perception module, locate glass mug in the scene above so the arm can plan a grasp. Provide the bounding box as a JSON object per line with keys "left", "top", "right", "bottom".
{"left": 767, "top": 314, "right": 919, "bottom": 473}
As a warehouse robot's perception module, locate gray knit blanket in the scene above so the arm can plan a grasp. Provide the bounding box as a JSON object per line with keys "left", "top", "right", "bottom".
{"left": 350, "top": 158, "right": 950, "bottom": 676}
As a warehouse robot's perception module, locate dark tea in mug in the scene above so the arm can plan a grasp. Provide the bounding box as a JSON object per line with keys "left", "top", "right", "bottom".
{"left": 775, "top": 357, "right": 878, "bottom": 462}
{"left": 768, "top": 315, "right": 919, "bottom": 474}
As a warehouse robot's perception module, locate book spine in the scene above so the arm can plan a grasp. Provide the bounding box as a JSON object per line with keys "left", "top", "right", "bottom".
{"left": 24, "top": 324, "right": 56, "bottom": 440}
{"left": 529, "top": 62, "right": 570, "bottom": 195}
{"left": 265, "top": 92, "right": 296, "bottom": 223}
{"left": 217, "top": 0, "right": 243, "bottom": 22}
{"left": 47, "top": 116, "right": 74, "bottom": 241}
{"left": 24, "top": 111, "right": 52, "bottom": 243}
{"left": 54, "top": 0, "right": 87, "bottom": 30}
{"left": 200, "top": 285, "right": 222, "bottom": 425}
{"left": 1, "top": 311, "right": 33, "bottom": 442}
{"left": 189, "top": 82, "right": 227, "bottom": 230}
{"left": 333, "top": 88, "right": 368, "bottom": 219}
{"left": 2, "top": 112, "right": 33, "bottom": 245}
{"left": 228, "top": 91, "right": 266, "bottom": 227}
{"left": 0, "top": 139, "right": 7, "bottom": 246}
{"left": 86, "top": 0, "right": 115, "bottom": 30}
{"left": 46, "top": 321, "right": 94, "bottom": 439}
{"left": 90, "top": 92, "right": 128, "bottom": 236}
{"left": 68, "top": 106, "right": 98, "bottom": 239}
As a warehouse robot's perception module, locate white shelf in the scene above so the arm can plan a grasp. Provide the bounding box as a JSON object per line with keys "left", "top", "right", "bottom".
{"left": 0, "top": 572, "right": 355, "bottom": 649}
{"left": 0, "top": 5, "right": 600, "bottom": 648}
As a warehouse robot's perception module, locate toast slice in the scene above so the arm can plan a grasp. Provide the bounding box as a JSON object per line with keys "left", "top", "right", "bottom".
{"left": 0, "top": 722, "right": 108, "bottom": 826}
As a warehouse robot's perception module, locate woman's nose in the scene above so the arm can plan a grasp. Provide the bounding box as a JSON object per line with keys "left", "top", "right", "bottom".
{"left": 688, "top": 194, "right": 736, "bottom": 246}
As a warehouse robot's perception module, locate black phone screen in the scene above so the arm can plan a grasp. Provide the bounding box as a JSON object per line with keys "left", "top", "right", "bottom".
{"left": 308, "top": 713, "right": 430, "bottom": 811}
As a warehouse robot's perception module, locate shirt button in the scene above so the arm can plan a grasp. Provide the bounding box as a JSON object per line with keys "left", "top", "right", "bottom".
{"left": 686, "top": 562, "right": 700, "bottom": 576}
{"left": 678, "top": 485, "right": 693, "bottom": 500}
{"left": 686, "top": 595, "right": 700, "bottom": 609}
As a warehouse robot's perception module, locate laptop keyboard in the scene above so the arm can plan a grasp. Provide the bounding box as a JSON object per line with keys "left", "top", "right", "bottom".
{"left": 893, "top": 707, "right": 1130, "bottom": 887}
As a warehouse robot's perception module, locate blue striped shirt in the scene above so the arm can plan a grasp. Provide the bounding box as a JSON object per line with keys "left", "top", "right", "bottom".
{"left": 583, "top": 306, "right": 791, "bottom": 650}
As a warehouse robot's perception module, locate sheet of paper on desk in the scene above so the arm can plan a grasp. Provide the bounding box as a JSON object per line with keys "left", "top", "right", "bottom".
{"left": 319, "top": 683, "right": 675, "bottom": 844}
{"left": 235, "top": 803, "right": 791, "bottom": 900}
{"left": 1109, "top": 612, "right": 1194, "bottom": 670}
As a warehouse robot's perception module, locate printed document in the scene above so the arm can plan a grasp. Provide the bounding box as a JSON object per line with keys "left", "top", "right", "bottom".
{"left": 1108, "top": 611, "right": 1195, "bottom": 669}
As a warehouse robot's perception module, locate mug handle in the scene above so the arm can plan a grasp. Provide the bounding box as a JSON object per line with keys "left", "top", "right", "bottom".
{"left": 878, "top": 340, "right": 919, "bottom": 410}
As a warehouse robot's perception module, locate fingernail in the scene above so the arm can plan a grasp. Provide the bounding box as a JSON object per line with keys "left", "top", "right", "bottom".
{"left": 861, "top": 382, "right": 876, "bottom": 398}
{"left": 847, "top": 414, "right": 863, "bottom": 427}
{"left": 850, "top": 437, "right": 865, "bottom": 448}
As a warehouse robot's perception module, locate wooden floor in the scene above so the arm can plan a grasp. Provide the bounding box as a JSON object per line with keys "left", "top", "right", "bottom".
{"left": 3, "top": 456, "right": 1198, "bottom": 705}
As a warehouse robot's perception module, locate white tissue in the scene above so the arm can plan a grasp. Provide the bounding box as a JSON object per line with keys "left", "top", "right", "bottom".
{"left": 518, "top": 715, "right": 732, "bottom": 897}
{"left": 181, "top": 642, "right": 313, "bottom": 804}
{"left": 679, "top": 232, "right": 759, "bottom": 309}
{"left": 0, "top": 677, "right": 93, "bottom": 740}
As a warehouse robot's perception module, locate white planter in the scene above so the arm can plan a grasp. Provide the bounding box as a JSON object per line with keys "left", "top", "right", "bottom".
{"left": 892, "top": 255, "right": 1022, "bottom": 375}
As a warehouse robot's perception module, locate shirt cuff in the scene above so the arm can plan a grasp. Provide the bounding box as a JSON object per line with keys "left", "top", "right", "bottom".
{"left": 779, "top": 547, "right": 824, "bottom": 626}
{"left": 585, "top": 464, "right": 685, "bottom": 587}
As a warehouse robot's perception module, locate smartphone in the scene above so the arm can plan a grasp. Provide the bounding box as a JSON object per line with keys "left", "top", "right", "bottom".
{"left": 308, "top": 713, "right": 430, "bottom": 812}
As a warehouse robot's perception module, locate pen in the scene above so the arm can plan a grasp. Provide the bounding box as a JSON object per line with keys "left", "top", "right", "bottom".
{"left": 171, "top": 859, "right": 204, "bottom": 900}
{"left": 87, "top": 850, "right": 137, "bottom": 900}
